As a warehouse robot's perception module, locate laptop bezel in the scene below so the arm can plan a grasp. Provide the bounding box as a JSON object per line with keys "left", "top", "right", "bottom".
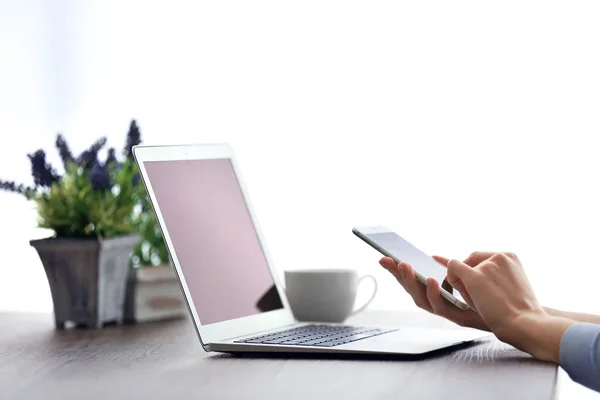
{"left": 132, "top": 144, "right": 296, "bottom": 348}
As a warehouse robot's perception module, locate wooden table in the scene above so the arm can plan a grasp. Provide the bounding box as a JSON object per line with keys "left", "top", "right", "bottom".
{"left": 0, "top": 309, "right": 559, "bottom": 400}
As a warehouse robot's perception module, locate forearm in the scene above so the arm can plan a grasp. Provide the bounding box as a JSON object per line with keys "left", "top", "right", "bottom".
{"left": 498, "top": 313, "right": 576, "bottom": 363}
{"left": 544, "top": 307, "right": 600, "bottom": 324}
{"left": 498, "top": 313, "right": 600, "bottom": 393}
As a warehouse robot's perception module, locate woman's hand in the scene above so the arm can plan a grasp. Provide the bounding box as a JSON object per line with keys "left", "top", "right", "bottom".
{"left": 380, "top": 250, "right": 560, "bottom": 334}
{"left": 381, "top": 250, "right": 580, "bottom": 363}
{"left": 444, "top": 252, "right": 576, "bottom": 362}
{"left": 379, "top": 253, "right": 491, "bottom": 332}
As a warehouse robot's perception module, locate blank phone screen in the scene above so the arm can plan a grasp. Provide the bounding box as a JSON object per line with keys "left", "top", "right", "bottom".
{"left": 365, "top": 232, "right": 448, "bottom": 285}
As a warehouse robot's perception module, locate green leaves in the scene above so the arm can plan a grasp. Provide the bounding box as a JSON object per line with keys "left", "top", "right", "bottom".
{"left": 34, "top": 160, "right": 138, "bottom": 239}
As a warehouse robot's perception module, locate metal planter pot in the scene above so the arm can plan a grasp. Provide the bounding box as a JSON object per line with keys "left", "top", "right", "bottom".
{"left": 30, "top": 234, "right": 140, "bottom": 329}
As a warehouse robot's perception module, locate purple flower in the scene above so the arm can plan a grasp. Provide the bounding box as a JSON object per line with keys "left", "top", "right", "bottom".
{"left": 77, "top": 137, "right": 107, "bottom": 169}
{"left": 0, "top": 180, "right": 36, "bottom": 199}
{"left": 104, "top": 148, "right": 118, "bottom": 168}
{"left": 78, "top": 150, "right": 96, "bottom": 169}
{"left": 124, "top": 120, "right": 141, "bottom": 159}
{"left": 28, "top": 150, "right": 60, "bottom": 187}
{"left": 55, "top": 134, "right": 74, "bottom": 169}
{"left": 132, "top": 173, "right": 140, "bottom": 185}
{"left": 89, "top": 164, "right": 111, "bottom": 190}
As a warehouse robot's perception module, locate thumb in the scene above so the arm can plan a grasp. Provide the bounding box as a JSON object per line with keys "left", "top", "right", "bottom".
{"left": 447, "top": 259, "right": 475, "bottom": 281}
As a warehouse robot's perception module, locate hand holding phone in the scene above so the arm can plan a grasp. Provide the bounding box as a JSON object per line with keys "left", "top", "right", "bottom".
{"left": 352, "top": 225, "right": 471, "bottom": 310}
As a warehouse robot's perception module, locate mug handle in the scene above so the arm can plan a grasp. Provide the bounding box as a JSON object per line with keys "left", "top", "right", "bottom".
{"left": 350, "top": 274, "right": 378, "bottom": 316}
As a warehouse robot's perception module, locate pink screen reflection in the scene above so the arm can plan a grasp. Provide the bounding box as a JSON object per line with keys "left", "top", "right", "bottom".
{"left": 144, "top": 158, "right": 282, "bottom": 325}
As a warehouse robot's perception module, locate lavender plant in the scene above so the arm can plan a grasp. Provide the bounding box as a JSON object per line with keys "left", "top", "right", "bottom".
{"left": 0, "top": 121, "right": 169, "bottom": 266}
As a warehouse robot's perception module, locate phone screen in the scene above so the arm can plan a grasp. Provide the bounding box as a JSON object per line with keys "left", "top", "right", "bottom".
{"left": 364, "top": 231, "right": 448, "bottom": 285}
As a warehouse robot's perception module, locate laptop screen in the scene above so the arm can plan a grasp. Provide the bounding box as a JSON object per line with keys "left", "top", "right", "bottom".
{"left": 143, "top": 158, "right": 283, "bottom": 325}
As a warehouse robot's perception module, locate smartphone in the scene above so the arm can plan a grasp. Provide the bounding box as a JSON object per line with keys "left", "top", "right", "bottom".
{"left": 352, "top": 225, "right": 470, "bottom": 310}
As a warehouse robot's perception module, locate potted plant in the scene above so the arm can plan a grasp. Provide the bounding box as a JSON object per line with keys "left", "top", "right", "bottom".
{"left": 0, "top": 122, "right": 142, "bottom": 328}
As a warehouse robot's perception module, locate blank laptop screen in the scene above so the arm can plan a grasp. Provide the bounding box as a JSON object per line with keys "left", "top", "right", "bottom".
{"left": 143, "top": 158, "right": 283, "bottom": 325}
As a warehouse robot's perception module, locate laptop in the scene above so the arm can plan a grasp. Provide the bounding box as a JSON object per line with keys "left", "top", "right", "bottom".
{"left": 132, "top": 143, "right": 489, "bottom": 356}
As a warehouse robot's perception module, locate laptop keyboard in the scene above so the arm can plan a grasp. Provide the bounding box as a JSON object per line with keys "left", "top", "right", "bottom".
{"left": 234, "top": 324, "right": 396, "bottom": 347}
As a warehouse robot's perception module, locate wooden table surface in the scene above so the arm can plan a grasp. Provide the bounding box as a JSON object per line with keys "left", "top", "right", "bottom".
{"left": 0, "top": 309, "right": 559, "bottom": 400}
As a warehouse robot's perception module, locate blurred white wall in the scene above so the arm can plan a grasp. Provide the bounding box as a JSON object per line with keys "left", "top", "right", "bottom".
{"left": 1, "top": 1, "right": 599, "bottom": 321}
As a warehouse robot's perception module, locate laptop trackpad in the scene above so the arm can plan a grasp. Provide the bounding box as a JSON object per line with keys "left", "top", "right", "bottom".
{"left": 343, "top": 327, "right": 490, "bottom": 354}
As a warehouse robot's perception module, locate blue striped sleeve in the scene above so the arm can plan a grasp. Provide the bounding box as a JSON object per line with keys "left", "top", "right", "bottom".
{"left": 560, "top": 322, "right": 600, "bottom": 392}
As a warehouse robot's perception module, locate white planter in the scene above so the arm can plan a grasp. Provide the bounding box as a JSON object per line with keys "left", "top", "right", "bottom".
{"left": 124, "top": 264, "right": 188, "bottom": 323}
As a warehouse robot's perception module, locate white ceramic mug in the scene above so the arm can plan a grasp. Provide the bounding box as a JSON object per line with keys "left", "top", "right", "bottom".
{"left": 284, "top": 269, "right": 378, "bottom": 323}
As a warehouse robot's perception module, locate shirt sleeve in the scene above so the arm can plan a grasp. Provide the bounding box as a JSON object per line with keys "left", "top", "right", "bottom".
{"left": 560, "top": 322, "right": 600, "bottom": 392}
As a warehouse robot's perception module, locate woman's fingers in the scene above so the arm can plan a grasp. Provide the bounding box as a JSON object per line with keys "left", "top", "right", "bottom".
{"left": 426, "top": 277, "right": 461, "bottom": 318}
{"left": 426, "top": 277, "right": 489, "bottom": 331}
{"left": 461, "top": 291, "right": 476, "bottom": 309}
{"left": 380, "top": 256, "right": 490, "bottom": 331}
{"left": 462, "top": 251, "right": 497, "bottom": 267}
{"left": 400, "top": 262, "right": 433, "bottom": 313}
{"left": 432, "top": 255, "right": 470, "bottom": 295}
{"left": 445, "top": 273, "right": 469, "bottom": 295}
{"left": 379, "top": 257, "right": 405, "bottom": 286}
{"left": 379, "top": 257, "right": 433, "bottom": 313}
{"left": 379, "top": 256, "right": 395, "bottom": 269}
{"left": 432, "top": 255, "right": 450, "bottom": 266}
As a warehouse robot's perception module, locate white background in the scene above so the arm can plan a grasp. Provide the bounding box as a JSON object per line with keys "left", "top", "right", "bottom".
{"left": 1, "top": 1, "right": 599, "bottom": 397}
